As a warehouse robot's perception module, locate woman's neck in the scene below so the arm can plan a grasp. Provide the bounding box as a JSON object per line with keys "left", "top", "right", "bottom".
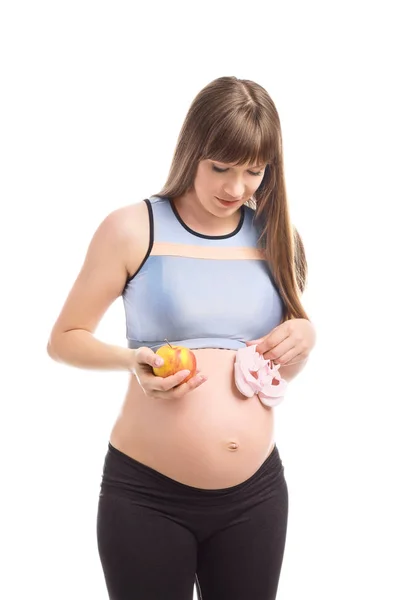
{"left": 172, "top": 191, "right": 242, "bottom": 237}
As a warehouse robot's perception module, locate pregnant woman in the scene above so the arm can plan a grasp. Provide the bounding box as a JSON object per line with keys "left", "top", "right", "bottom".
{"left": 47, "top": 75, "right": 316, "bottom": 600}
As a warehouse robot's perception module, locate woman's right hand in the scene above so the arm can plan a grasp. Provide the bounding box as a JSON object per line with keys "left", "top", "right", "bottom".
{"left": 130, "top": 346, "right": 207, "bottom": 400}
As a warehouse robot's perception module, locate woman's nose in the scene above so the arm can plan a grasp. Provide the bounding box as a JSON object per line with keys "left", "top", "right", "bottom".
{"left": 223, "top": 179, "right": 246, "bottom": 199}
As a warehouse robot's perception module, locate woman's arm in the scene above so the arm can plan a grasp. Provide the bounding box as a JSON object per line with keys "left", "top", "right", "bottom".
{"left": 47, "top": 202, "right": 149, "bottom": 371}
{"left": 47, "top": 330, "right": 136, "bottom": 371}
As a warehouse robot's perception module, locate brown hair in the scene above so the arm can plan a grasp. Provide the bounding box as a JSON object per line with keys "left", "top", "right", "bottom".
{"left": 155, "top": 76, "right": 309, "bottom": 322}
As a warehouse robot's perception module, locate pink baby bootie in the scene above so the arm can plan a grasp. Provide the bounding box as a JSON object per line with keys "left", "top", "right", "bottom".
{"left": 234, "top": 344, "right": 288, "bottom": 407}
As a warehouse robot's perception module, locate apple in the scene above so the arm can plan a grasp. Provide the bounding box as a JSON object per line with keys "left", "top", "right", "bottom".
{"left": 152, "top": 339, "right": 197, "bottom": 383}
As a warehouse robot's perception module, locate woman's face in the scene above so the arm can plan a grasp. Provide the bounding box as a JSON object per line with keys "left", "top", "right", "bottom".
{"left": 193, "top": 158, "right": 266, "bottom": 216}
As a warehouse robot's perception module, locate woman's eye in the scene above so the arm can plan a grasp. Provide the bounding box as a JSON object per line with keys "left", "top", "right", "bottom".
{"left": 212, "top": 165, "right": 263, "bottom": 176}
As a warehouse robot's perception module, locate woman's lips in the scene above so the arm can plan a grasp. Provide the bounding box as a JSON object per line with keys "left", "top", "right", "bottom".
{"left": 216, "top": 197, "right": 242, "bottom": 207}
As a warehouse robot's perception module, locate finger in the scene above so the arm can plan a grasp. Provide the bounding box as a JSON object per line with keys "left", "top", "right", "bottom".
{"left": 263, "top": 337, "right": 295, "bottom": 362}
{"left": 169, "top": 373, "right": 208, "bottom": 398}
{"left": 146, "top": 372, "right": 207, "bottom": 399}
{"left": 246, "top": 322, "right": 286, "bottom": 347}
{"left": 136, "top": 347, "right": 164, "bottom": 369}
{"left": 257, "top": 330, "right": 291, "bottom": 356}
{"left": 151, "top": 369, "right": 195, "bottom": 392}
{"left": 245, "top": 338, "right": 262, "bottom": 346}
{"left": 279, "top": 350, "right": 306, "bottom": 366}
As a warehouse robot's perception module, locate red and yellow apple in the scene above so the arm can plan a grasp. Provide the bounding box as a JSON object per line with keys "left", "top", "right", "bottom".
{"left": 152, "top": 340, "right": 197, "bottom": 383}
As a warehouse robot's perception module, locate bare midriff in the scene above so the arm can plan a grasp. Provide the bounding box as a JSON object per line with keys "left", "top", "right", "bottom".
{"left": 109, "top": 348, "right": 275, "bottom": 489}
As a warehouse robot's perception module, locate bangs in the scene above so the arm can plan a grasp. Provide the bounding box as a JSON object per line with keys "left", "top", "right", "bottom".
{"left": 202, "top": 111, "right": 279, "bottom": 167}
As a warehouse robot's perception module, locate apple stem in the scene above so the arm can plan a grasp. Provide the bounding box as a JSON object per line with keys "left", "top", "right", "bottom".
{"left": 164, "top": 338, "right": 173, "bottom": 348}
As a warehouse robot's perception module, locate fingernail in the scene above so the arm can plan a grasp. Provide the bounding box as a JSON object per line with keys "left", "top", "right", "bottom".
{"left": 181, "top": 370, "right": 191, "bottom": 377}
{"left": 155, "top": 357, "right": 164, "bottom": 367}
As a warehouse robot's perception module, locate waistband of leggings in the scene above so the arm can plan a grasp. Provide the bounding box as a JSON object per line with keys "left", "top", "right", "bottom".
{"left": 105, "top": 441, "right": 283, "bottom": 498}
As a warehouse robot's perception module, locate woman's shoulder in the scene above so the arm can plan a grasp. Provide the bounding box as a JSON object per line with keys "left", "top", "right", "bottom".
{"left": 93, "top": 200, "right": 151, "bottom": 274}
{"left": 99, "top": 199, "right": 150, "bottom": 241}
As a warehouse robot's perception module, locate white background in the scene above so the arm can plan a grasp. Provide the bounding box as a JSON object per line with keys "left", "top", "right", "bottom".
{"left": 1, "top": 1, "right": 399, "bottom": 598}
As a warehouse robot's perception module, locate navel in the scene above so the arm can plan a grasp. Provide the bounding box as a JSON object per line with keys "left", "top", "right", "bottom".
{"left": 227, "top": 441, "right": 239, "bottom": 451}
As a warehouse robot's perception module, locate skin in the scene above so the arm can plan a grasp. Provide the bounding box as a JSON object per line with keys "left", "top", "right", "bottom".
{"left": 173, "top": 158, "right": 267, "bottom": 236}
{"left": 47, "top": 157, "right": 269, "bottom": 393}
{"left": 174, "top": 159, "right": 316, "bottom": 375}
{"left": 47, "top": 157, "right": 316, "bottom": 488}
{"left": 47, "top": 156, "right": 316, "bottom": 373}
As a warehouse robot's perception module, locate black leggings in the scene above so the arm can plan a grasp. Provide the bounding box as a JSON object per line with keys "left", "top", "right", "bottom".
{"left": 97, "top": 442, "right": 289, "bottom": 600}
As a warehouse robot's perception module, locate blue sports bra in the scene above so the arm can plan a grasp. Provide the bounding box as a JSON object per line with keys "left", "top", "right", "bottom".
{"left": 122, "top": 196, "right": 284, "bottom": 351}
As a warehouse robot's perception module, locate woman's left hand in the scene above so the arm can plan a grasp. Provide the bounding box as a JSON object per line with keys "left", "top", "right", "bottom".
{"left": 246, "top": 318, "right": 316, "bottom": 367}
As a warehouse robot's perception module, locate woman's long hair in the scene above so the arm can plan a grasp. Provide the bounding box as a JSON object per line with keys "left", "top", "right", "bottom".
{"left": 155, "top": 76, "right": 309, "bottom": 322}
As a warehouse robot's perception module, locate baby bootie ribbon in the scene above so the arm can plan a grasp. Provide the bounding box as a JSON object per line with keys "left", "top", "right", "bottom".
{"left": 234, "top": 344, "right": 287, "bottom": 407}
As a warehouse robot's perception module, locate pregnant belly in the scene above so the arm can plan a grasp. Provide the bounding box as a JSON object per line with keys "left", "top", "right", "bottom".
{"left": 109, "top": 348, "right": 276, "bottom": 489}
